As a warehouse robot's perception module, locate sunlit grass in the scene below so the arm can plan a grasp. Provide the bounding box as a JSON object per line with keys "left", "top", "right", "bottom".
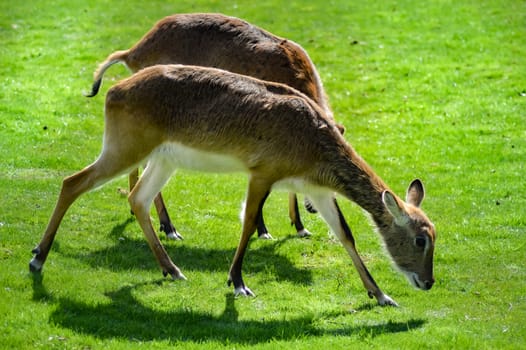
{"left": 1, "top": 0, "right": 525, "bottom": 348}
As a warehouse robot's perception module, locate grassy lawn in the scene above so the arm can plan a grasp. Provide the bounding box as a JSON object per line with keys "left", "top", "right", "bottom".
{"left": 1, "top": 0, "right": 524, "bottom": 348}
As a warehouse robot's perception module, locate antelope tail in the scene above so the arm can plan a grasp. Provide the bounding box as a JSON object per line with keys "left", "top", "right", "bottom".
{"left": 85, "top": 50, "right": 129, "bottom": 97}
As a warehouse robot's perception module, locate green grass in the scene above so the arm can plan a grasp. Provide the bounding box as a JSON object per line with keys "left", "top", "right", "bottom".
{"left": 1, "top": 0, "right": 525, "bottom": 348}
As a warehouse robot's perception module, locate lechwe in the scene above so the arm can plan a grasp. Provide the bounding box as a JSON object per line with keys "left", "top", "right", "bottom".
{"left": 32, "top": 65, "right": 436, "bottom": 306}
{"left": 88, "top": 13, "right": 342, "bottom": 240}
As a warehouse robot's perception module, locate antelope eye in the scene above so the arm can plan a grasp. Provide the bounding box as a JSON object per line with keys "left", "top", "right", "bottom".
{"left": 415, "top": 236, "right": 426, "bottom": 248}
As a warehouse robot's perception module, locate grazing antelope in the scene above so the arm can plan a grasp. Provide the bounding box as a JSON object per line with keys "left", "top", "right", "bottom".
{"left": 31, "top": 65, "right": 436, "bottom": 306}
{"left": 88, "top": 13, "right": 342, "bottom": 240}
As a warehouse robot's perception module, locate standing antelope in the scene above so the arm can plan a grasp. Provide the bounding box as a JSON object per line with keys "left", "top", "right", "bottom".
{"left": 88, "top": 13, "right": 342, "bottom": 240}
{"left": 31, "top": 65, "right": 436, "bottom": 306}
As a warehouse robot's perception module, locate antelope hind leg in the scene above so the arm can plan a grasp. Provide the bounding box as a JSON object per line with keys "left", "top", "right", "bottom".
{"left": 128, "top": 159, "right": 185, "bottom": 280}
{"left": 153, "top": 192, "right": 183, "bottom": 240}
{"left": 30, "top": 160, "right": 128, "bottom": 273}
{"left": 130, "top": 167, "right": 182, "bottom": 240}
{"left": 229, "top": 179, "right": 271, "bottom": 296}
{"left": 288, "top": 193, "right": 311, "bottom": 237}
{"left": 256, "top": 205, "right": 273, "bottom": 240}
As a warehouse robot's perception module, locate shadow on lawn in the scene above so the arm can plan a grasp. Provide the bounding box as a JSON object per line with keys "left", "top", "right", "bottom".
{"left": 32, "top": 218, "right": 426, "bottom": 344}
{"left": 44, "top": 282, "right": 426, "bottom": 344}
{"left": 59, "top": 217, "right": 313, "bottom": 286}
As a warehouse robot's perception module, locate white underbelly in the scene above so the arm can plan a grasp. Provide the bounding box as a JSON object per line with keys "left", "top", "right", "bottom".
{"left": 272, "top": 177, "right": 332, "bottom": 196}
{"left": 150, "top": 142, "right": 247, "bottom": 173}
{"left": 148, "top": 142, "right": 333, "bottom": 196}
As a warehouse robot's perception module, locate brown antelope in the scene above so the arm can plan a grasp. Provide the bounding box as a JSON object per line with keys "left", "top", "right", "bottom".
{"left": 88, "top": 13, "right": 342, "bottom": 240}
{"left": 31, "top": 65, "right": 436, "bottom": 306}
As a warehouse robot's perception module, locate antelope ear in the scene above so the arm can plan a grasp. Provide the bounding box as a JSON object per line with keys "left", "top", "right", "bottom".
{"left": 382, "top": 191, "right": 409, "bottom": 225}
{"left": 406, "top": 179, "right": 425, "bottom": 207}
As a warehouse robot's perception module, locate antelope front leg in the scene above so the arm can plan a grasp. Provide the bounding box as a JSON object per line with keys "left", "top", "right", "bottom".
{"left": 309, "top": 194, "right": 398, "bottom": 307}
{"left": 228, "top": 179, "right": 271, "bottom": 296}
{"left": 333, "top": 199, "right": 398, "bottom": 306}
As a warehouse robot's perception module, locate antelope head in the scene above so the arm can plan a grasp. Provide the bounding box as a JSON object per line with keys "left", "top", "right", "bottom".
{"left": 381, "top": 179, "right": 436, "bottom": 290}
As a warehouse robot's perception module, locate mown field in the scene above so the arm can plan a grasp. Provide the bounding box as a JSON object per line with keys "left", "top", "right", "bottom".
{"left": 1, "top": 0, "right": 524, "bottom": 349}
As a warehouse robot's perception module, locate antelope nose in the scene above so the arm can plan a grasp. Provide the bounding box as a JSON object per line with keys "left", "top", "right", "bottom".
{"left": 424, "top": 278, "right": 435, "bottom": 290}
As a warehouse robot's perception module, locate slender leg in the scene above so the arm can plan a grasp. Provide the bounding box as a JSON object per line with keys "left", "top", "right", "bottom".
{"left": 228, "top": 178, "right": 271, "bottom": 296}
{"left": 130, "top": 167, "right": 181, "bottom": 240}
{"left": 257, "top": 192, "right": 312, "bottom": 240}
{"left": 288, "top": 193, "right": 311, "bottom": 237}
{"left": 30, "top": 161, "right": 125, "bottom": 272}
{"left": 256, "top": 206, "right": 272, "bottom": 240}
{"left": 128, "top": 160, "right": 185, "bottom": 279}
{"left": 129, "top": 168, "right": 140, "bottom": 194}
{"left": 153, "top": 193, "right": 183, "bottom": 240}
{"left": 304, "top": 196, "right": 317, "bottom": 213}
{"left": 308, "top": 193, "right": 398, "bottom": 307}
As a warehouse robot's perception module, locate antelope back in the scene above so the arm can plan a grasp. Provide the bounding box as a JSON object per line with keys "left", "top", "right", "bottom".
{"left": 123, "top": 13, "right": 328, "bottom": 114}
{"left": 105, "top": 64, "right": 341, "bottom": 178}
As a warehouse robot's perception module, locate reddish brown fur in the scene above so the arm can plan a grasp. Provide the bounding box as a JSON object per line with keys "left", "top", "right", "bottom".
{"left": 88, "top": 13, "right": 342, "bottom": 240}
{"left": 90, "top": 13, "right": 331, "bottom": 119}
{"left": 33, "top": 65, "right": 436, "bottom": 306}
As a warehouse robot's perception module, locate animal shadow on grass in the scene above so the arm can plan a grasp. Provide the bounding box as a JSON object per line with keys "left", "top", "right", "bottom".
{"left": 30, "top": 270, "right": 52, "bottom": 302}
{"left": 32, "top": 219, "right": 426, "bottom": 343}
{"left": 58, "top": 217, "right": 313, "bottom": 286}
{"left": 46, "top": 282, "right": 426, "bottom": 344}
